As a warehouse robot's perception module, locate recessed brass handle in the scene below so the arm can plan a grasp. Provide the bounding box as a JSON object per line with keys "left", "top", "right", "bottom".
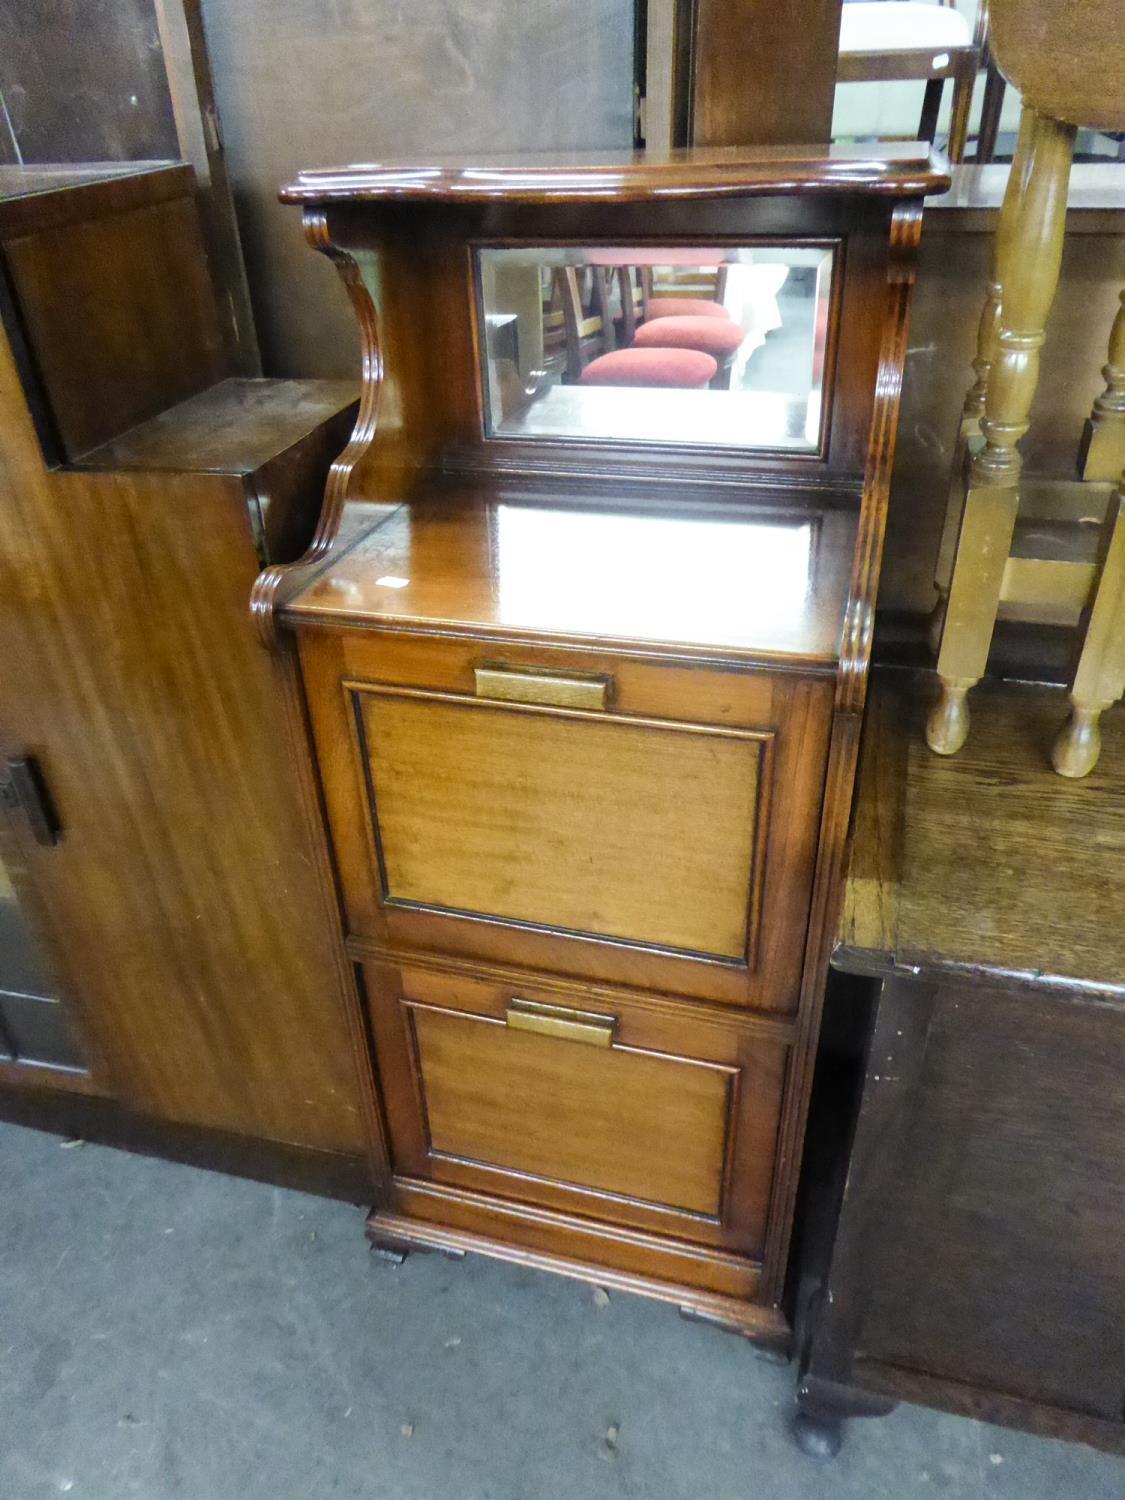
{"left": 505, "top": 997, "right": 616, "bottom": 1048}
{"left": 474, "top": 664, "right": 610, "bottom": 711}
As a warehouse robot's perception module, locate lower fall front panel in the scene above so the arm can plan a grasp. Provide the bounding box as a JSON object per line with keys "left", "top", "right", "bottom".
{"left": 358, "top": 955, "right": 792, "bottom": 1331}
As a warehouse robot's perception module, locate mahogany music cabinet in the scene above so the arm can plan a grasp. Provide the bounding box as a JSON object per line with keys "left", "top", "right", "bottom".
{"left": 255, "top": 146, "right": 948, "bottom": 1344}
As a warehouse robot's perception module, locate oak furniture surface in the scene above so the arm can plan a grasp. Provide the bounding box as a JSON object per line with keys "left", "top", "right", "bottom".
{"left": 796, "top": 671, "right": 1125, "bottom": 1455}
{"left": 259, "top": 144, "right": 946, "bottom": 1340}
{"left": 0, "top": 163, "right": 371, "bottom": 1194}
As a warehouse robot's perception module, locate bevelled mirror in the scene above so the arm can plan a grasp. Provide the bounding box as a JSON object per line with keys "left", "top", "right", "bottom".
{"left": 477, "top": 244, "right": 835, "bottom": 452}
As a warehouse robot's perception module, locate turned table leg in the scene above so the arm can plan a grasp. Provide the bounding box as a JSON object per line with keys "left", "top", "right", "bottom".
{"left": 928, "top": 109, "right": 1076, "bottom": 756}
{"left": 1052, "top": 480, "right": 1125, "bottom": 777}
{"left": 929, "top": 107, "right": 1033, "bottom": 659}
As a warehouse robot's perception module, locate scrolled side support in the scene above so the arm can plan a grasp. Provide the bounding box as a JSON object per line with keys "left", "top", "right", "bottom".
{"left": 250, "top": 207, "right": 385, "bottom": 648}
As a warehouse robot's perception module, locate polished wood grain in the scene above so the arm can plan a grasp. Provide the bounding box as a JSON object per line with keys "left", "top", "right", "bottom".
{"left": 287, "top": 489, "right": 857, "bottom": 667}
{"left": 2, "top": 178, "right": 226, "bottom": 460}
{"left": 414, "top": 1005, "right": 731, "bottom": 1216}
{"left": 363, "top": 956, "right": 789, "bottom": 1268}
{"left": 77, "top": 377, "right": 358, "bottom": 475}
{"left": 280, "top": 144, "right": 948, "bottom": 206}
{"left": 839, "top": 671, "right": 1124, "bottom": 996}
{"left": 77, "top": 377, "right": 358, "bottom": 566}
{"left": 0, "top": 167, "right": 370, "bottom": 1161}
{"left": 1053, "top": 482, "right": 1125, "bottom": 777}
{"left": 0, "top": 164, "right": 185, "bottom": 229}
{"left": 1080, "top": 288, "right": 1125, "bottom": 483}
{"left": 0, "top": 0, "right": 259, "bottom": 373}
{"left": 249, "top": 182, "right": 919, "bottom": 555}
{"left": 679, "top": 0, "right": 843, "bottom": 149}
{"left": 264, "top": 149, "right": 933, "bottom": 1330}
{"left": 300, "top": 624, "right": 833, "bottom": 1011}
{"left": 359, "top": 688, "right": 763, "bottom": 960}
{"left": 759, "top": 198, "right": 925, "bottom": 1305}
{"left": 371, "top": 1182, "right": 784, "bottom": 1339}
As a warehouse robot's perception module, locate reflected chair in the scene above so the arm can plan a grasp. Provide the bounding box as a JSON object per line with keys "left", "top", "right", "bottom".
{"left": 579, "top": 347, "right": 718, "bottom": 388}
{"left": 632, "top": 313, "right": 747, "bottom": 390}
{"left": 927, "top": 0, "right": 1124, "bottom": 775}
{"left": 837, "top": 0, "right": 985, "bottom": 163}
{"left": 554, "top": 267, "right": 614, "bottom": 381}
{"left": 613, "top": 265, "right": 729, "bottom": 343}
{"left": 556, "top": 267, "right": 721, "bottom": 390}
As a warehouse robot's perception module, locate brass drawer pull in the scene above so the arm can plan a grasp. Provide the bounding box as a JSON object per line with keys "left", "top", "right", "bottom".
{"left": 505, "top": 997, "right": 616, "bottom": 1048}
{"left": 474, "top": 664, "right": 610, "bottom": 711}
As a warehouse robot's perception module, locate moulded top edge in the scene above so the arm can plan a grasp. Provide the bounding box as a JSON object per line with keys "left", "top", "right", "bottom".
{"left": 279, "top": 144, "right": 951, "bottom": 207}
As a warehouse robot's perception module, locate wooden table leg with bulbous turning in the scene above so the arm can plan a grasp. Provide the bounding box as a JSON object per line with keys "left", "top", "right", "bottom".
{"left": 927, "top": 107, "right": 1075, "bottom": 757}
{"left": 1052, "top": 480, "right": 1125, "bottom": 777}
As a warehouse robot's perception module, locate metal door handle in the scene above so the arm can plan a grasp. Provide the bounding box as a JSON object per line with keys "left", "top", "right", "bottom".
{"left": 505, "top": 997, "right": 616, "bottom": 1048}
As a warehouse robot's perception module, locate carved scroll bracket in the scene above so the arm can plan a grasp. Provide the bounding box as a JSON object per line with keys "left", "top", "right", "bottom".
{"left": 250, "top": 208, "right": 385, "bottom": 648}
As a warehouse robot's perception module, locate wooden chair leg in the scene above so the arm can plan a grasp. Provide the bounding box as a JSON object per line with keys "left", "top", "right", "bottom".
{"left": 931, "top": 110, "right": 1036, "bottom": 649}
{"left": 975, "top": 61, "right": 1006, "bottom": 163}
{"left": 928, "top": 486, "right": 1020, "bottom": 753}
{"left": 1052, "top": 482, "right": 1125, "bottom": 777}
{"left": 918, "top": 77, "right": 945, "bottom": 144}
{"left": 928, "top": 108, "right": 1076, "bottom": 755}
{"left": 946, "top": 58, "right": 976, "bottom": 164}
{"left": 1079, "top": 289, "right": 1125, "bottom": 482}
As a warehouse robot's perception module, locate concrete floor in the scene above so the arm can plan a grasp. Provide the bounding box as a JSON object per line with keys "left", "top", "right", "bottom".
{"left": 1, "top": 1122, "right": 1122, "bottom": 1500}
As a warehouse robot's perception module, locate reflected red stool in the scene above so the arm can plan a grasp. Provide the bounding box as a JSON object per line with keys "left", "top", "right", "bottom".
{"left": 631, "top": 314, "right": 745, "bottom": 389}
{"left": 578, "top": 347, "right": 718, "bottom": 388}
{"left": 645, "top": 297, "right": 730, "bottom": 321}
{"left": 632, "top": 315, "right": 745, "bottom": 357}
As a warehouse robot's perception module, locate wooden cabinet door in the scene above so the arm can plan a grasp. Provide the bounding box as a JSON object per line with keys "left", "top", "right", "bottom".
{"left": 300, "top": 629, "right": 833, "bottom": 1011}
{"left": 362, "top": 960, "right": 788, "bottom": 1272}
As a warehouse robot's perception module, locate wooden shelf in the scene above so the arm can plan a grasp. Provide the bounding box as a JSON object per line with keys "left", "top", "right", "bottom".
{"left": 285, "top": 481, "right": 857, "bottom": 669}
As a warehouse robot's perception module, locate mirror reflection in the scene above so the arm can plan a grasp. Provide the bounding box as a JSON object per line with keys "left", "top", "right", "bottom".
{"left": 478, "top": 245, "right": 834, "bottom": 451}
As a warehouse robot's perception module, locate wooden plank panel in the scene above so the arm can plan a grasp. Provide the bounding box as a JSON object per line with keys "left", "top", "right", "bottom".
{"left": 0, "top": 325, "right": 367, "bottom": 1152}
{"left": 3, "top": 193, "right": 226, "bottom": 458}
{"left": 683, "top": 0, "right": 843, "bottom": 148}
{"left": 360, "top": 689, "right": 762, "bottom": 960}
{"left": 863, "top": 982, "right": 1125, "bottom": 1423}
{"left": 413, "top": 1004, "right": 731, "bottom": 1217}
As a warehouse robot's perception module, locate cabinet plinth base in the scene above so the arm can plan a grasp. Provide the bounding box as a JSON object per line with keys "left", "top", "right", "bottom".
{"left": 365, "top": 1203, "right": 788, "bottom": 1346}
